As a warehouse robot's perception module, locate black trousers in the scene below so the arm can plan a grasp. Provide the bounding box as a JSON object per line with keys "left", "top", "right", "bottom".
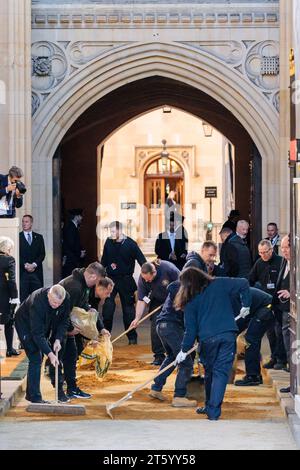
{"left": 149, "top": 301, "right": 165, "bottom": 360}
{"left": 102, "top": 276, "right": 137, "bottom": 341}
{"left": 49, "top": 336, "right": 78, "bottom": 392}
{"left": 20, "top": 272, "right": 43, "bottom": 303}
{"left": 4, "top": 317, "right": 14, "bottom": 352}
{"left": 238, "top": 307, "right": 275, "bottom": 377}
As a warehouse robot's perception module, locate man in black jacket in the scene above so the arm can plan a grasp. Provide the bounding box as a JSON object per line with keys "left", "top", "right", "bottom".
{"left": 101, "top": 221, "right": 146, "bottom": 345}
{"left": 15, "top": 285, "right": 70, "bottom": 403}
{"left": 249, "top": 239, "right": 286, "bottom": 370}
{"left": 155, "top": 218, "right": 188, "bottom": 270}
{"left": 55, "top": 262, "right": 110, "bottom": 401}
{"left": 224, "top": 220, "right": 252, "bottom": 278}
{"left": 62, "top": 209, "right": 85, "bottom": 277}
{"left": 234, "top": 288, "right": 274, "bottom": 386}
{"left": 0, "top": 166, "right": 24, "bottom": 218}
{"left": 20, "top": 215, "right": 46, "bottom": 302}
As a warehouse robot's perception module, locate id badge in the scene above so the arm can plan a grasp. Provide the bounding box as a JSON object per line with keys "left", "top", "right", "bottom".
{"left": 143, "top": 296, "right": 151, "bottom": 304}
{"left": 111, "top": 263, "right": 117, "bottom": 270}
{"left": 267, "top": 283, "right": 275, "bottom": 290}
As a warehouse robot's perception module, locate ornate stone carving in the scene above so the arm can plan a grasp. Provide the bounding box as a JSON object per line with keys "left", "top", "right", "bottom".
{"left": 68, "top": 41, "right": 129, "bottom": 66}
{"left": 31, "top": 41, "right": 68, "bottom": 93}
{"left": 31, "top": 92, "right": 41, "bottom": 116}
{"left": 180, "top": 41, "right": 243, "bottom": 65}
{"left": 245, "top": 40, "right": 280, "bottom": 91}
{"left": 32, "top": 56, "right": 52, "bottom": 76}
{"left": 132, "top": 145, "right": 198, "bottom": 178}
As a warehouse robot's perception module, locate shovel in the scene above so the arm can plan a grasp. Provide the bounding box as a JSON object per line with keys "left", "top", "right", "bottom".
{"left": 106, "top": 344, "right": 197, "bottom": 419}
{"left": 111, "top": 305, "right": 163, "bottom": 344}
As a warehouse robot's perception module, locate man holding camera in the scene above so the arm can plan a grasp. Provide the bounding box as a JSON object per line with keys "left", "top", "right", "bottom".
{"left": 0, "top": 166, "right": 26, "bottom": 218}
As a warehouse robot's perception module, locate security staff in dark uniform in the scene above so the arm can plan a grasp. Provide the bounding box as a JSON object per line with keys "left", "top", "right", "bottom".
{"left": 20, "top": 214, "right": 46, "bottom": 302}
{"left": 101, "top": 221, "right": 146, "bottom": 344}
{"left": 149, "top": 281, "right": 197, "bottom": 407}
{"left": 15, "top": 286, "right": 70, "bottom": 403}
{"left": 54, "top": 262, "right": 110, "bottom": 401}
{"left": 249, "top": 239, "right": 286, "bottom": 370}
{"left": 62, "top": 209, "right": 85, "bottom": 278}
{"left": 131, "top": 260, "right": 180, "bottom": 365}
{"left": 234, "top": 287, "right": 274, "bottom": 386}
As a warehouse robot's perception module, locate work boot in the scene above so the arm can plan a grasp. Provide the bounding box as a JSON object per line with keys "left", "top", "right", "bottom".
{"left": 172, "top": 397, "right": 197, "bottom": 408}
{"left": 149, "top": 390, "right": 167, "bottom": 401}
{"left": 234, "top": 375, "right": 263, "bottom": 386}
{"left": 196, "top": 406, "right": 207, "bottom": 415}
{"left": 263, "top": 359, "right": 276, "bottom": 369}
{"left": 151, "top": 357, "right": 165, "bottom": 366}
{"left": 280, "top": 386, "right": 291, "bottom": 394}
{"left": 128, "top": 338, "right": 137, "bottom": 345}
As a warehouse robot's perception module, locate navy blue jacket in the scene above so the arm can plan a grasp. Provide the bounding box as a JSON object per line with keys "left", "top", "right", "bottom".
{"left": 138, "top": 261, "right": 180, "bottom": 304}
{"left": 181, "top": 277, "right": 251, "bottom": 350}
{"left": 0, "top": 174, "right": 23, "bottom": 218}
{"left": 156, "top": 281, "right": 183, "bottom": 327}
{"left": 184, "top": 252, "right": 207, "bottom": 272}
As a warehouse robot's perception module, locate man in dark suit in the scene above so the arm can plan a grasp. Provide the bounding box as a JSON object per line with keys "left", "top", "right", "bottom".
{"left": 62, "top": 208, "right": 86, "bottom": 278}
{"left": 155, "top": 217, "right": 188, "bottom": 270}
{"left": 0, "top": 166, "right": 24, "bottom": 218}
{"left": 20, "top": 215, "right": 46, "bottom": 302}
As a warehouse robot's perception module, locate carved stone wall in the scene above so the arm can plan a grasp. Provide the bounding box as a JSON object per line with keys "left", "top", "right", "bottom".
{"left": 31, "top": 1, "right": 282, "bottom": 283}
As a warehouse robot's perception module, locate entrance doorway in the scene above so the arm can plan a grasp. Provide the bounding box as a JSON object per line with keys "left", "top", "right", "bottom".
{"left": 144, "top": 157, "right": 184, "bottom": 237}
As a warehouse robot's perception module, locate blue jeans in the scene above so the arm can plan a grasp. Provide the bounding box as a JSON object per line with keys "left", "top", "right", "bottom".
{"left": 151, "top": 322, "right": 193, "bottom": 397}
{"left": 200, "top": 332, "right": 236, "bottom": 420}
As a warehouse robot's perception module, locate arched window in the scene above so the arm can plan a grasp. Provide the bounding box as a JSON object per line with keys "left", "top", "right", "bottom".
{"left": 145, "top": 157, "right": 184, "bottom": 176}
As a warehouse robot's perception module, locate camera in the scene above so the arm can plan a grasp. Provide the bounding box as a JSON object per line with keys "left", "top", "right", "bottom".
{"left": 15, "top": 181, "right": 27, "bottom": 195}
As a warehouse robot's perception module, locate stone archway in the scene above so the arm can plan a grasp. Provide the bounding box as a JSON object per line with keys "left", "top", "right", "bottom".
{"left": 31, "top": 41, "right": 280, "bottom": 283}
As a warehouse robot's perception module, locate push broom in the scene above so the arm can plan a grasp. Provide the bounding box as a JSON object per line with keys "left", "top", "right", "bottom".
{"left": 26, "top": 352, "right": 86, "bottom": 415}
{"left": 106, "top": 344, "right": 198, "bottom": 419}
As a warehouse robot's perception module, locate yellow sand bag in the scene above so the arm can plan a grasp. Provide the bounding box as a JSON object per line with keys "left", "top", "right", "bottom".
{"left": 70, "top": 307, "right": 99, "bottom": 340}
{"left": 79, "top": 335, "right": 113, "bottom": 379}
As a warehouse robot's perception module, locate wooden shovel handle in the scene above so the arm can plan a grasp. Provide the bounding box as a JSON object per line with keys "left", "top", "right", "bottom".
{"left": 111, "top": 305, "right": 163, "bottom": 344}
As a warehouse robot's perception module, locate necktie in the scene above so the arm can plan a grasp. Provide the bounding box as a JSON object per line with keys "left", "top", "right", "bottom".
{"left": 27, "top": 233, "right": 32, "bottom": 245}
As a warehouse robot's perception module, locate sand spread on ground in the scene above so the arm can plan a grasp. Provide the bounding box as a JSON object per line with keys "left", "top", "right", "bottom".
{"left": 2, "top": 343, "right": 285, "bottom": 422}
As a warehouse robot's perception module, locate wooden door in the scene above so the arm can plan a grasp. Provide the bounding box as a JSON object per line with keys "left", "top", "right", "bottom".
{"left": 145, "top": 178, "right": 165, "bottom": 237}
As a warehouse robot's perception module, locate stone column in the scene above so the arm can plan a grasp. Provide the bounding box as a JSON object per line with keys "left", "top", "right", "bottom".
{"left": 279, "top": 0, "right": 292, "bottom": 235}
{"left": 0, "top": 0, "right": 32, "bottom": 215}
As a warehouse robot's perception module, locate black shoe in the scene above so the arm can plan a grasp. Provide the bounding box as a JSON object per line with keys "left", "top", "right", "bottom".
{"left": 234, "top": 375, "right": 263, "bottom": 387}
{"left": 263, "top": 359, "right": 276, "bottom": 370}
{"left": 189, "top": 375, "right": 205, "bottom": 384}
{"left": 6, "top": 349, "right": 21, "bottom": 357}
{"left": 280, "top": 386, "right": 291, "bottom": 394}
{"left": 67, "top": 388, "right": 92, "bottom": 399}
{"left": 151, "top": 357, "right": 165, "bottom": 366}
{"left": 196, "top": 407, "right": 207, "bottom": 415}
{"left": 128, "top": 338, "right": 137, "bottom": 345}
{"left": 274, "top": 362, "right": 287, "bottom": 371}
{"left": 58, "top": 390, "right": 71, "bottom": 403}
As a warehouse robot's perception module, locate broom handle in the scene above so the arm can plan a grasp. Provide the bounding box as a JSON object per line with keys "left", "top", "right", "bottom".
{"left": 55, "top": 351, "right": 58, "bottom": 404}
{"left": 128, "top": 344, "right": 198, "bottom": 396}
{"left": 111, "top": 305, "right": 163, "bottom": 344}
